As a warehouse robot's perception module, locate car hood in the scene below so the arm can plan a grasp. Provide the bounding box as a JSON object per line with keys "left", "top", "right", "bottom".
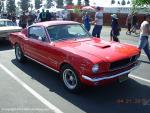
{"left": 54, "top": 38, "right": 140, "bottom": 63}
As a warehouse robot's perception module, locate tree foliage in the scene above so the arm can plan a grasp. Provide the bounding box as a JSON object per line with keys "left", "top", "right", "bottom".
{"left": 0, "top": 0, "right": 5, "bottom": 13}
{"left": 77, "top": 0, "right": 81, "bottom": 5}
{"left": 46, "top": 0, "right": 53, "bottom": 8}
{"left": 55, "top": 0, "right": 63, "bottom": 8}
{"left": 0, "top": 1, "right": 2, "bottom": 13}
{"left": 66, "top": 0, "right": 73, "bottom": 5}
{"left": 84, "top": 0, "right": 90, "bottom": 6}
{"left": 6, "top": 0, "right": 16, "bottom": 13}
{"left": 35, "top": 0, "right": 42, "bottom": 9}
{"left": 20, "top": 0, "right": 30, "bottom": 12}
{"left": 132, "top": 0, "right": 150, "bottom": 7}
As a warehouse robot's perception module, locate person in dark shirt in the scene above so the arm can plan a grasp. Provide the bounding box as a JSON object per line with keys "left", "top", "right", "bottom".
{"left": 39, "top": 9, "right": 46, "bottom": 22}
{"left": 19, "top": 12, "right": 28, "bottom": 28}
{"left": 110, "top": 14, "right": 120, "bottom": 42}
{"left": 28, "top": 12, "right": 34, "bottom": 26}
{"left": 46, "top": 10, "right": 52, "bottom": 21}
{"left": 131, "top": 13, "right": 138, "bottom": 34}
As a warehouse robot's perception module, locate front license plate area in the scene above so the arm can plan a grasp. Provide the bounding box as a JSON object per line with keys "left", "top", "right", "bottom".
{"left": 119, "top": 75, "right": 128, "bottom": 83}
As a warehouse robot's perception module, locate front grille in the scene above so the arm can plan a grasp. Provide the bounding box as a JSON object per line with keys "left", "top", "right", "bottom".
{"left": 110, "top": 55, "right": 138, "bottom": 70}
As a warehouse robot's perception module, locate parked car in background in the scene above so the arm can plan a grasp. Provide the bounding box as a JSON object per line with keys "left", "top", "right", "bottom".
{"left": 9, "top": 21, "right": 141, "bottom": 92}
{"left": 0, "top": 19, "right": 21, "bottom": 40}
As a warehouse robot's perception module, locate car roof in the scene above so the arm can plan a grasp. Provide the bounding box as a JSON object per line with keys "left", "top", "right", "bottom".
{"left": 34, "top": 21, "right": 80, "bottom": 27}
{"left": 0, "top": 19, "right": 11, "bottom": 21}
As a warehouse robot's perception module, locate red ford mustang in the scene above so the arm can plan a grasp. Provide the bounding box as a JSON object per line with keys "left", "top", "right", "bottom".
{"left": 9, "top": 21, "right": 140, "bottom": 92}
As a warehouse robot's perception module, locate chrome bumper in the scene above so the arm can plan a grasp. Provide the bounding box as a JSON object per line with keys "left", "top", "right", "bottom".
{"left": 82, "top": 61, "right": 141, "bottom": 82}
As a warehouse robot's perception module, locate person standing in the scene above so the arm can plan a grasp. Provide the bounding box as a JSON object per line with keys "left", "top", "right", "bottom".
{"left": 131, "top": 13, "right": 138, "bottom": 34}
{"left": 126, "top": 14, "right": 132, "bottom": 34}
{"left": 46, "top": 10, "right": 52, "bottom": 21}
{"left": 28, "top": 12, "right": 34, "bottom": 26}
{"left": 110, "top": 14, "right": 120, "bottom": 42}
{"left": 83, "top": 12, "right": 91, "bottom": 32}
{"left": 11, "top": 13, "right": 17, "bottom": 26}
{"left": 92, "top": 7, "right": 103, "bottom": 38}
{"left": 138, "top": 14, "right": 150, "bottom": 61}
{"left": 39, "top": 9, "right": 46, "bottom": 22}
{"left": 19, "top": 12, "right": 28, "bottom": 29}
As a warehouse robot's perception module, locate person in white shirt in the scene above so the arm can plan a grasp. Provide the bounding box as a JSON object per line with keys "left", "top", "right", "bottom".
{"left": 138, "top": 14, "right": 150, "bottom": 61}
{"left": 92, "top": 6, "right": 103, "bottom": 38}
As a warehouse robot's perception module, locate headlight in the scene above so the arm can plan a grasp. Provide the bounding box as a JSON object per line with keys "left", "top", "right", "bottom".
{"left": 92, "top": 64, "right": 99, "bottom": 73}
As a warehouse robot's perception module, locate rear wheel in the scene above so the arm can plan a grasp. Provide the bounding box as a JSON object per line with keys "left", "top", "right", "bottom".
{"left": 61, "top": 65, "right": 82, "bottom": 93}
{"left": 15, "top": 44, "right": 26, "bottom": 62}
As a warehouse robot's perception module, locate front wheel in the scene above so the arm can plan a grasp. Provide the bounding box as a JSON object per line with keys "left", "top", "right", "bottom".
{"left": 61, "top": 65, "right": 82, "bottom": 93}
{"left": 15, "top": 44, "right": 26, "bottom": 62}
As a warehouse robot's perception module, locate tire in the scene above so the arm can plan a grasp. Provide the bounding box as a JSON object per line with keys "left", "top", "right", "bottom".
{"left": 60, "top": 65, "right": 82, "bottom": 93}
{"left": 15, "top": 44, "right": 26, "bottom": 62}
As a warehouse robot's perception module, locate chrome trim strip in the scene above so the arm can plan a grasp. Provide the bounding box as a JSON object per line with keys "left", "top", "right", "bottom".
{"left": 24, "top": 55, "right": 59, "bottom": 73}
{"left": 82, "top": 61, "right": 141, "bottom": 82}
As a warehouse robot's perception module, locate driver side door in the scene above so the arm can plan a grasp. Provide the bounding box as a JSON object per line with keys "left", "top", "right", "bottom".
{"left": 27, "top": 26, "right": 50, "bottom": 64}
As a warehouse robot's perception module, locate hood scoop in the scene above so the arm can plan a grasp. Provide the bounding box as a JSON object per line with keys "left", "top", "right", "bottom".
{"left": 87, "top": 43, "right": 111, "bottom": 49}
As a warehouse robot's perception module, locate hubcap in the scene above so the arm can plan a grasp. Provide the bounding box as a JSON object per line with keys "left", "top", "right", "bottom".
{"left": 63, "top": 69, "right": 77, "bottom": 90}
{"left": 16, "top": 46, "right": 21, "bottom": 60}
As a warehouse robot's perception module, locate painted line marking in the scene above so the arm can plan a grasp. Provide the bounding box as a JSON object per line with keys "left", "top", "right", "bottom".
{"left": 129, "top": 74, "right": 150, "bottom": 84}
{"left": 0, "top": 63, "right": 63, "bottom": 113}
{"left": 0, "top": 49, "right": 14, "bottom": 53}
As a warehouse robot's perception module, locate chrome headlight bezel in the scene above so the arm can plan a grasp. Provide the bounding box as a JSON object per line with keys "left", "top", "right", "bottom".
{"left": 92, "top": 64, "right": 99, "bottom": 74}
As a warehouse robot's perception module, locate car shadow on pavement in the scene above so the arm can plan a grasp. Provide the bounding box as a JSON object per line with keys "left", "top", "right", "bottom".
{"left": 11, "top": 59, "right": 150, "bottom": 113}
{"left": 139, "top": 60, "right": 150, "bottom": 64}
{"left": 0, "top": 40, "right": 13, "bottom": 51}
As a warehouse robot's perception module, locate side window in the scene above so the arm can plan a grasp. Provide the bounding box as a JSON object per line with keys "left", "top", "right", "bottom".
{"left": 0, "top": 21, "right": 5, "bottom": 26}
{"left": 29, "top": 27, "right": 47, "bottom": 42}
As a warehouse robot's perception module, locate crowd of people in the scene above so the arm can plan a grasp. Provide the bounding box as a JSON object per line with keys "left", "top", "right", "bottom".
{"left": 82, "top": 6, "right": 121, "bottom": 42}
{"left": 82, "top": 7, "right": 150, "bottom": 61}
{"left": 1, "top": 9, "right": 70, "bottom": 29}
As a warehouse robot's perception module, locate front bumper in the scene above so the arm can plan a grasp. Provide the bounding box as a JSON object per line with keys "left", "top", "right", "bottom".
{"left": 82, "top": 61, "right": 141, "bottom": 83}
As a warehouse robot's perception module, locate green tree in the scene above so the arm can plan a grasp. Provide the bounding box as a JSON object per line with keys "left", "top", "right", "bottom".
{"left": 35, "top": 0, "right": 42, "bottom": 9}
{"left": 20, "top": 0, "right": 30, "bottom": 12}
{"left": 0, "top": 0, "right": 5, "bottom": 13}
{"left": 0, "top": 1, "right": 2, "bottom": 13}
{"left": 84, "top": 0, "right": 90, "bottom": 6}
{"left": 55, "top": 0, "right": 64, "bottom": 8}
{"left": 6, "top": 0, "right": 16, "bottom": 13}
{"left": 66, "top": 0, "right": 73, "bottom": 5}
{"left": 77, "top": 0, "right": 81, "bottom": 5}
{"left": 47, "top": 0, "right": 54, "bottom": 8}
{"left": 132, "top": 0, "right": 150, "bottom": 7}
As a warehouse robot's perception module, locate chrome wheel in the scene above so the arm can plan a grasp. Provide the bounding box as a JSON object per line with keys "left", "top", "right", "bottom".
{"left": 63, "top": 69, "right": 77, "bottom": 90}
{"left": 16, "top": 45, "right": 22, "bottom": 60}
{"left": 15, "top": 44, "right": 25, "bottom": 62}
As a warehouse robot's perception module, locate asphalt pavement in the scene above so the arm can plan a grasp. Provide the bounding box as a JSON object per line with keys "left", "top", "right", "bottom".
{"left": 0, "top": 26, "right": 150, "bottom": 113}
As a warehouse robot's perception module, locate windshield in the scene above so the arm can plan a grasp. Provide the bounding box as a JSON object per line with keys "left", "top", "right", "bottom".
{"left": 47, "top": 24, "right": 92, "bottom": 41}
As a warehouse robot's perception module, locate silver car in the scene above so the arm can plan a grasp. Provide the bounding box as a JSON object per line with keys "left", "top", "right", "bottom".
{"left": 0, "top": 19, "right": 22, "bottom": 40}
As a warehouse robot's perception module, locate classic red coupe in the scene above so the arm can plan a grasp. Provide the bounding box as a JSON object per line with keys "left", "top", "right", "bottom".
{"left": 9, "top": 21, "right": 140, "bottom": 92}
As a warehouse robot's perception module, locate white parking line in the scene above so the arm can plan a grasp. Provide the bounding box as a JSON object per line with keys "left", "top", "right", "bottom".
{"left": 0, "top": 49, "right": 14, "bottom": 53}
{"left": 0, "top": 63, "right": 63, "bottom": 113}
{"left": 129, "top": 74, "right": 150, "bottom": 84}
